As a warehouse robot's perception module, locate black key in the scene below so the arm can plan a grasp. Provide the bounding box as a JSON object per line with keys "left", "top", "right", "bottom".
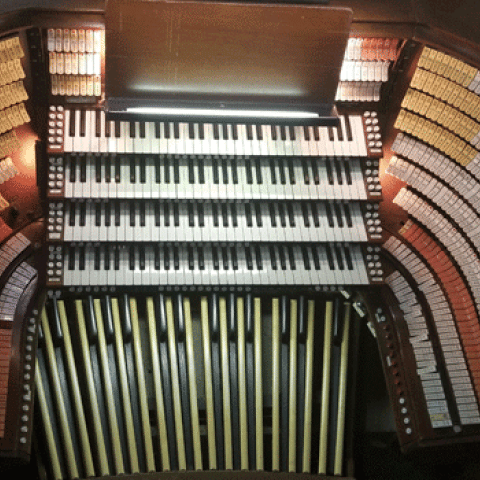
{"left": 154, "top": 245, "right": 161, "bottom": 270}
{"left": 188, "top": 123, "right": 195, "bottom": 140}
{"left": 79, "top": 202, "right": 86, "bottom": 226}
{"left": 155, "top": 159, "right": 161, "bottom": 184}
{"left": 288, "top": 126, "right": 295, "bottom": 141}
{"left": 212, "top": 245, "right": 219, "bottom": 270}
{"left": 270, "top": 125, "right": 277, "bottom": 141}
{"left": 105, "top": 156, "right": 111, "bottom": 183}
{"left": 245, "top": 245, "right": 253, "bottom": 270}
{"left": 344, "top": 115, "right": 353, "bottom": 141}
{"left": 213, "top": 159, "right": 219, "bottom": 184}
{"left": 325, "top": 245, "right": 335, "bottom": 270}
{"left": 164, "top": 158, "right": 171, "bottom": 183}
{"left": 114, "top": 121, "right": 121, "bottom": 138}
{"left": 231, "top": 246, "right": 238, "bottom": 270}
{"left": 198, "top": 123, "right": 205, "bottom": 140}
{"left": 173, "top": 203, "right": 180, "bottom": 227}
{"left": 335, "top": 161, "right": 343, "bottom": 185}
{"left": 311, "top": 202, "right": 320, "bottom": 228}
{"left": 288, "top": 161, "right": 295, "bottom": 184}
{"left": 154, "top": 202, "right": 161, "bottom": 226}
{"left": 95, "top": 109, "right": 101, "bottom": 137}
{"left": 69, "top": 108, "right": 76, "bottom": 137}
{"left": 246, "top": 124, "right": 253, "bottom": 141}
{"left": 311, "top": 245, "right": 321, "bottom": 270}
{"left": 255, "top": 244, "right": 263, "bottom": 270}
{"left": 325, "top": 202, "right": 334, "bottom": 228}
{"left": 173, "top": 162, "right": 180, "bottom": 184}
{"left": 130, "top": 157, "right": 136, "bottom": 183}
{"left": 232, "top": 161, "right": 238, "bottom": 184}
{"left": 173, "top": 123, "right": 180, "bottom": 140}
{"left": 302, "top": 159, "right": 310, "bottom": 184}
{"left": 114, "top": 247, "right": 120, "bottom": 270}
{"left": 188, "top": 203, "right": 195, "bottom": 227}
{"left": 80, "top": 109, "right": 86, "bottom": 137}
{"left": 139, "top": 202, "right": 146, "bottom": 227}
{"left": 221, "top": 159, "right": 228, "bottom": 184}
{"left": 69, "top": 155, "right": 76, "bottom": 182}
{"left": 79, "top": 245, "right": 85, "bottom": 270}
{"left": 115, "top": 159, "right": 121, "bottom": 183}
{"left": 303, "top": 126, "right": 310, "bottom": 141}
{"left": 313, "top": 126, "right": 320, "bottom": 141}
{"left": 287, "top": 203, "right": 295, "bottom": 227}
{"left": 287, "top": 245, "right": 296, "bottom": 270}
{"left": 333, "top": 296, "right": 344, "bottom": 346}
{"left": 278, "top": 159, "right": 286, "bottom": 185}
{"left": 335, "top": 245, "right": 344, "bottom": 270}
{"left": 95, "top": 202, "right": 101, "bottom": 227}
{"left": 155, "top": 122, "right": 161, "bottom": 139}
{"left": 222, "top": 203, "right": 228, "bottom": 227}
{"left": 139, "top": 122, "right": 146, "bottom": 139}
{"left": 255, "top": 203, "right": 262, "bottom": 227}
{"left": 344, "top": 159, "right": 352, "bottom": 185}
{"left": 310, "top": 158, "right": 320, "bottom": 185}
{"left": 212, "top": 203, "right": 219, "bottom": 227}
{"left": 280, "top": 125, "right": 287, "bottom": 141}
{"left": 326, "top": 158, "right": 334, "bottom": 185}
{"left": 256, "top": 124, "right": 263, "bottom": 140}
{"left": 301, "top": 203, "right": 309, "bottom": 227}
{"left": 199, "top": 159, "right": 205, "bottom": 184}
{"left": 198, "top": 247, "right": 205, "bottom": 270}
{"left": 278, "top": 203, "right": 286, "bottom": 228}
{"left": 334, "top": 202, "right": 344, "bottom": 227}
{"left": 69, "top": 202, "right": 76, "bottom": 226}
{"left": 188, "top": 246, "right": 194, "bottom": 270}
{"left": 129, "top": 245, "right": 135, "bottom": 270}
{"left": 327, "top": 126, "right": 334, "bottom": 142}
{"left": 115, "top": 202, "right": 121, "bottom": 226}
{"left": 188, "top": 159, "right": 195, "bottom": 184}
{"left": 269, "top": 203, "right": 276, "bottom": 227}
{"left": 173, "top": 246, "right": 180, "bottom": 270}
{"left": 245, "top": 159, "right": 253, "bottom": 184}
{"left": 278, "top": 245, "right": 287, "bottom": 270}
{"left": 213, "top": 123, "right": 220, "bottom": 141}
{"left": 164, "top": 245, "right": 170, "bottom": 270}
{"left": 336, "top": 123, "right": 344, "bottom": 142}
{"left": 94, "top": 246, "right": 100, "bottom": 270}
{"left": 245, "top": 203, "right": 253, "bottom": 227}
{"left": 269, "top": 159, "right": 277, "bottom": 184}
{"left": 68, "top": 245, "right": 75, "bottom": 270}
{"left": 80, "top": 157, "right": 87, "bottom": 182}
{"left": 344, "top": 203, "right": 352, "bottom": 227}
{"left": 164, "top": 202, "right": 170, "bottom": 227}
{"left": 164, "top": 122, "right": 170, "bottom": 139}
{"left": 231, "top": 203, "right": 238, "bottom": 227}
{"left": 198, "top": 203, "right": 204, "bottom": 227}
{"left": 222, "top": 246, "right": 229, "bottom": 270}
{"left": 222, "top": 124, "right": 229, "bottom": 140}
{"left": 129, "top": 121, "right": 136, "bottom": 138}
{"left": 344, "top": 244, "right": 353, "bottom": 270}
{"left": 269, "top": 245, "right": 277, "bottom": 270}
{"left": 105, "top": 118, "right": 111, "bottom": 137}
{"left": 232, "top": 124, "right": 238, "bottom": 141}
{"left": 301, "top": 246, "right": 310, "bottom": 270}
{"left": 140, "top": 159, "right": 146, "bottom": 184}
{"left": 129, "top": 203, "right": 136, "bottom": 227}
{"left": 104, "top": 246, "right": 110, "bottom": 270}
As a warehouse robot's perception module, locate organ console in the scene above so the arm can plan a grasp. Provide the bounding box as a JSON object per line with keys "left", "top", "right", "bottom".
{"left": 1, "top": 0, "right": 480, "bottom": 479}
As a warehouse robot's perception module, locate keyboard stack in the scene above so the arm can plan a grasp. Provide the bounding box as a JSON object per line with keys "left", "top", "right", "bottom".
{"left": 43, "top": 107, "right": 384, "bottom": 293}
